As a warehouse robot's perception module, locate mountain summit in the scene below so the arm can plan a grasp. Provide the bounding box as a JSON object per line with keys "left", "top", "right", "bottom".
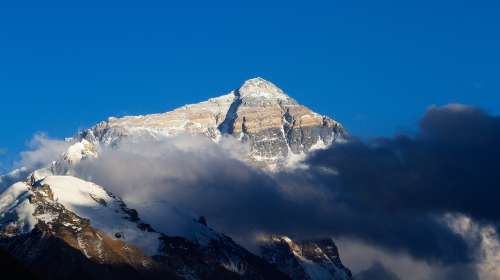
{"left": 82, "top": 77, "right": 345, "bottom": 168}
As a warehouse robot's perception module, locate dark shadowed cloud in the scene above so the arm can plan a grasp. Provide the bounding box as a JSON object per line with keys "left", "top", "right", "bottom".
{"left": 302, "top": 104, "right": 500, "bottom": 262}
{"left": 355, "top": 262, "right": 401, "bottom": 280}
{"left": 313, "top": 104, "right": 500, "bottom": 223}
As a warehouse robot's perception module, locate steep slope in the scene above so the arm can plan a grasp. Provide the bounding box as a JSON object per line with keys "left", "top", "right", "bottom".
{"left": 260, "top": 236, "right": 352, "bottom": 280}
{"left": 0, "top": 177, "right": 164, "bottom": 278}
{"left": 80, "top": 77, "right": 345, "bottom": 168}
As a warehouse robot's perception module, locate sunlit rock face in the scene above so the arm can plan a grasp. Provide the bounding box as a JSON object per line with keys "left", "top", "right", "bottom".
{"left": 81, "top": 77, "right": 345, "bottom": 168}
{"left": 259, "top": 235, "right": 352, "bottom": 280}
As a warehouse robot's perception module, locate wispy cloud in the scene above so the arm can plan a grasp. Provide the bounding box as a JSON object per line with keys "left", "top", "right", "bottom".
{"left": 17, "top": 133, "right": 70, "bottom": 169}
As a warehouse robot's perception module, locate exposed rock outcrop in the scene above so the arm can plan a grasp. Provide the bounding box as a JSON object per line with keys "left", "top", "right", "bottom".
{"left": 260, "top": 236, "right": 352, "bottom": 280}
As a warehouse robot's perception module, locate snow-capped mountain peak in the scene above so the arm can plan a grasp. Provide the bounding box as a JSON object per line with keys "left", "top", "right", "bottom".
{"left": 80, "top": 77, "right": 346, "bottom": 168}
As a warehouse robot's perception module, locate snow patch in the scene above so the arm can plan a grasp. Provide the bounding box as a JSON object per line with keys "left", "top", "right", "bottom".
{"left": 41, "top": 176, "right": 162, "bottom": 256}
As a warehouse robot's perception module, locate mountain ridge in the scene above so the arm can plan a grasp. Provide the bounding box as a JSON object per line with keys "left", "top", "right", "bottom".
{"left": 0, "top": 78, "right": 351, "bottom": 280}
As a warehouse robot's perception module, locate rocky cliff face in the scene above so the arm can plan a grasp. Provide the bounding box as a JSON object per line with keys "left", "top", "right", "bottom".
{"left": 81, "top": 77, "right": 345, "bottom": 168}
{"left": 260, "top": 236, "right": 352, "bottom": 280}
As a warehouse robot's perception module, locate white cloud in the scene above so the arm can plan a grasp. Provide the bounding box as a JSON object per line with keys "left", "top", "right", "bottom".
{"left": 17, "top": 133, "right": 70, "bottom": 169}
{"left": 445, "top": 214, "right": 500, "bottom": 280}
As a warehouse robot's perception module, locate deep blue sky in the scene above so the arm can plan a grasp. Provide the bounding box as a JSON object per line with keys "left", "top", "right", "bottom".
{"left": 1, "top": 0, "right": 499, "bottom": 171}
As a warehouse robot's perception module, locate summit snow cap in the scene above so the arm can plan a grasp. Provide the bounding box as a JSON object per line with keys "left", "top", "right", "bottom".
{"left": 237, "top": 77, "right": 292, "bottom": 101}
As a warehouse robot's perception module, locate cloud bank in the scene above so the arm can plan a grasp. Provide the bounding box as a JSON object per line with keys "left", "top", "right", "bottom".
{"left": 53, "top": 104, "right": 500, "bottom": 279}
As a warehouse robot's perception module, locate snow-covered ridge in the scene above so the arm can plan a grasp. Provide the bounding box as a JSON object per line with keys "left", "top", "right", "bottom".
{"left": 40, "top": 176, "right": 162, "bottom": 255}
{"left": 0, "top": 175, "right": 161, "bottom": 255}
{"left": 52, "top": 139, "right": 98, "bottom": 175}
